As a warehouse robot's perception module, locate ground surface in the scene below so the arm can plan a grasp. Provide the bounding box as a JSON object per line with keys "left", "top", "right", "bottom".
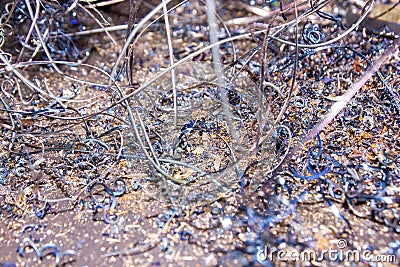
{"left": 0, "top": 0, "right": 399, "bottom": 266}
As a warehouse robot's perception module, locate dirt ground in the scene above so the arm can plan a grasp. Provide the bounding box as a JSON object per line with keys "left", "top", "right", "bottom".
{"left": 0, "top": 0, "right": 399, "bottom": 266}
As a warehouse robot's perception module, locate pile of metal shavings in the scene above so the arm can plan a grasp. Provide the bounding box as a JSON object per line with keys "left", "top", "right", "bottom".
{"left": 0, "top": 0, "right": 399, "bottom": 266}
{"left": 124, "top": 61, "right": 275, "bottom": 208}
